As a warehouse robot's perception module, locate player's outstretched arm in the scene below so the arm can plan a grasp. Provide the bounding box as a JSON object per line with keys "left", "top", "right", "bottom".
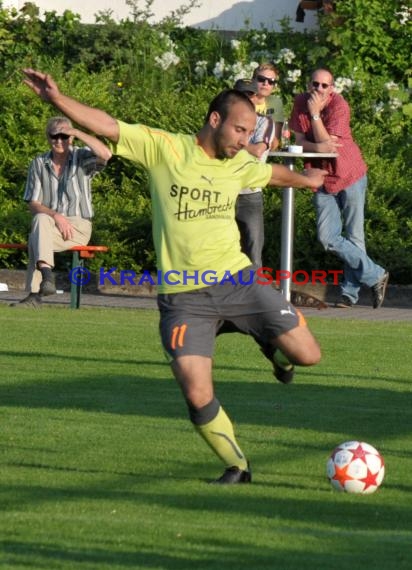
{"left": 269, "top": 164, "right": 327, "bottom": 190}
{"left": 22, "top": 68, "right": 119, "bottom": 143}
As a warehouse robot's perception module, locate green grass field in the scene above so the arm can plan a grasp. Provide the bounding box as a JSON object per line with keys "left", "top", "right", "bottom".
{"left": 1, "top": 305, "right": 411, "bottom": 569}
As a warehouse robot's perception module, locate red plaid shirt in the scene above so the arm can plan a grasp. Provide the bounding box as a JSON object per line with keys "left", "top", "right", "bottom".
{"left": 290, "top": 92, "right": 367, "bottom": 194}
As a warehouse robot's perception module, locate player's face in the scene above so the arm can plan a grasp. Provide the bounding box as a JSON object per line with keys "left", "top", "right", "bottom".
{"left": 212, "top": 101, "right": 256, "bottom": 159}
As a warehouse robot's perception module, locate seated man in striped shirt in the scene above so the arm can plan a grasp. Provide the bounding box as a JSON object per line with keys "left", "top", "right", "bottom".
{"left": 12, "top": 116, "right": 111, "bottom": 307}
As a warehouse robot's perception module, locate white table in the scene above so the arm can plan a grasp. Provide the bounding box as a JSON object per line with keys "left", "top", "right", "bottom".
{"left": 269, "top": 151, "right": 338, "bottom": 301}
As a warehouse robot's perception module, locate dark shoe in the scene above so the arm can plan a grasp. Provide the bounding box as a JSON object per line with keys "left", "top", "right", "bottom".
{"left": 260, "top": 345, "right": 295, "bottom": 384}
{"left": 211, "top": 463, "right": 252, "bottom": 484}
{"left": 39, "top": 276, "right": 56, "bottom": 296}
{"left": 335, "top": 295, "right": 353, "bottom": 308}
{"left": 371, "top": 272, "right": 389, "bottom": 309}
{"left": 10, "top": 293, "right": 43, "bottom": 308}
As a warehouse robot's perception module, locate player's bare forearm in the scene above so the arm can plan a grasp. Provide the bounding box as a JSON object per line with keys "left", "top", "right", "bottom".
{"left": 53, "top": 95, "right": 119, "bottom": 142}
{"left": 269, "top": 164, "right": 327, "bottom": 190}
{"left": 22, "top": 68, "right": 119, "bottom": 142}
{"left": 53, "top": 94, "right": 119, "bottom": 141}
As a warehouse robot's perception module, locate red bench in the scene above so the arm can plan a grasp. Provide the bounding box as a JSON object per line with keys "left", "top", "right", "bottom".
{"left": 0, "top": 243, "right": 108, "bottom": 308}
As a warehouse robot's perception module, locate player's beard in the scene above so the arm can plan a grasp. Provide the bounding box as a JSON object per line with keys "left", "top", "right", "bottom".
{"left": 213, "top": 127, "right": 240, "bottom": 159}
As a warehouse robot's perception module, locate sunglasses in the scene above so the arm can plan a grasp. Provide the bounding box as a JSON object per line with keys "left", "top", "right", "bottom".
{"left": 312, "top": 81, "right": 331, "bottom": 89}
{"left": 256, "top": 75, "right": 278, "bottom": 86}
{"left": 49, "top": 133, "right": 70, "bottom": 140}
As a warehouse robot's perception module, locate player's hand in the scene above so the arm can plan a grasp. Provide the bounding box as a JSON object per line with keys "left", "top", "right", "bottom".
{"left": 303, "top": 168, "right": 328, "bottom": 190}
{"left": 22, "top": 68, "right": 60, "bottom": 103}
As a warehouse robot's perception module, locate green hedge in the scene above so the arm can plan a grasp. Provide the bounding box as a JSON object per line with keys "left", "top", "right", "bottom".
{"left": 0, "top": 0, "right": 410, "bottom": 280}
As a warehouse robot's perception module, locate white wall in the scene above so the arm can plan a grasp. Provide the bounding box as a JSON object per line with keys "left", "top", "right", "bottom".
{"left": 3, "top": 0, "right": 319, "bottom": 31}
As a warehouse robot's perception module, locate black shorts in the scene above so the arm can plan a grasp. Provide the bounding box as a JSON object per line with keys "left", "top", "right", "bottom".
{"left": 157, "top": 267, "right": 305, "bottom": 359}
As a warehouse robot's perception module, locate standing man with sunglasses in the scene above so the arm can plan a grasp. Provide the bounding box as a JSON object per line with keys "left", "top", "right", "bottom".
{"left": 232, "top": 63, "right": 284, "bottom": 268}
{"left": 290, "top": 68, "right": 389, "bottom": 309}
{"left": 252, "top": 62, "right": 285, "bottom": 147}
{"left": 233, "top": 78, "right": 276, "bottom": 267}
{"left": 12, "top": 116, "right": 112, "bottom": 307}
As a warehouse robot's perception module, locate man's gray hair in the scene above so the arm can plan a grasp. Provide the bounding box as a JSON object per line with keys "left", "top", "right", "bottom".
{"left": 46, "top": 116, "right": 72, "bottom": 136}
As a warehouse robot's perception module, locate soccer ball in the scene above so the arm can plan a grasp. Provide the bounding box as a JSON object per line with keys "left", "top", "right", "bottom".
{"left": 326, "top": 441, "right": 385, "bottom": 494}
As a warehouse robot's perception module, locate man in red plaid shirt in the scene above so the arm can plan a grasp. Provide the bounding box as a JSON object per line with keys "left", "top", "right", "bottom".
{"left": 290, "top": 68, "right": 389, "bottom": 309}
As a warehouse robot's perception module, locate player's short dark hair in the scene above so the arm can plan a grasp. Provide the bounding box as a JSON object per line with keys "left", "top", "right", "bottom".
{"left": 205, "top": 89, "right": 255, "bottom": 124}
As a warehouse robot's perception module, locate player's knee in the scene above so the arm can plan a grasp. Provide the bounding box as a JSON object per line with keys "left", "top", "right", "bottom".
{"left": 297, "top": 344, "right": 321, "bottom": 366}
{"left": 287, "top": 336, "right": 321, "bottom": 366}
{"left": 171, "top": 355, "right": 214, "bottom": 407}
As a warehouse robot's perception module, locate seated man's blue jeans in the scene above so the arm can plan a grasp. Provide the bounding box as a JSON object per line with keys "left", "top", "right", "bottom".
{"left": 313, "top": 175, "right": 385, "bottom": 304}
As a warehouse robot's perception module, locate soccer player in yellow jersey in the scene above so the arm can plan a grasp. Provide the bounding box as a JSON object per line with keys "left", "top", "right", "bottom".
{"left": 23, "top": 68, "right": 327, "bottom": 484}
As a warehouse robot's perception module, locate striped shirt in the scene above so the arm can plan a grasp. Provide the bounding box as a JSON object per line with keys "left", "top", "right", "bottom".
{"left": 24, "top": 146, "right": 105, "bottom": 218}
{"left": 239, "top": 113, "right": 275, "bottom": 195}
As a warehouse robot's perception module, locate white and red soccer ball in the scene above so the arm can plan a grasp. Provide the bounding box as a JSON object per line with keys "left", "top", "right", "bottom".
{"left": 326, "top": 441, "right": 385, "bottom": 494}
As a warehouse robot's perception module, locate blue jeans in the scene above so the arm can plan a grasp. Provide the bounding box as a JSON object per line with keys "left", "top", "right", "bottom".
{"left": 235, "top": 192, "right": 264, "bottom": 267}
{"left": 313, "top": 175, "right": 385, "bottom": 303}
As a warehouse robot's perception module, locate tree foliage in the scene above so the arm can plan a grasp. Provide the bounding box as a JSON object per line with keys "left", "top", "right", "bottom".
{"left": 0, "top": 0, "right": 410, "bottom": 281}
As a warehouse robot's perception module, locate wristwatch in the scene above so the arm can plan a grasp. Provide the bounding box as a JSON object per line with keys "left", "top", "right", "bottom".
{"left": 311, "top": 114, "right": 320, "bottom": 121}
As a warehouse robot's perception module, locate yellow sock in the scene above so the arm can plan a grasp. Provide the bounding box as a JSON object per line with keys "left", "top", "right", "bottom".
{"left": 195, "top": 406, "right": 248, "bottom": 470}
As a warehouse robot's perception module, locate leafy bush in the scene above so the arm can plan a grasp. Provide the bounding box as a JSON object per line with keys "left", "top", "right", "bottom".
{"left": 0, "top": 0, "right": 410, "bottom": 280}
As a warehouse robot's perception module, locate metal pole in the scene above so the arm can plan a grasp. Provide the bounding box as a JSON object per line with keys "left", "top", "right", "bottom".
{"left": 70, "top": 250, "right": 80, "bottom": 309}
{"left": 270, "top": 150, "right": 337, "bottom": 302}
{"left": 280, "top": 157, "right": 295, "bottom": 301}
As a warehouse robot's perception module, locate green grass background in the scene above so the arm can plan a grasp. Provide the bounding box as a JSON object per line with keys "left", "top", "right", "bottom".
{"left": 0, "top": 305, "right": 411, "bottom": 569}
